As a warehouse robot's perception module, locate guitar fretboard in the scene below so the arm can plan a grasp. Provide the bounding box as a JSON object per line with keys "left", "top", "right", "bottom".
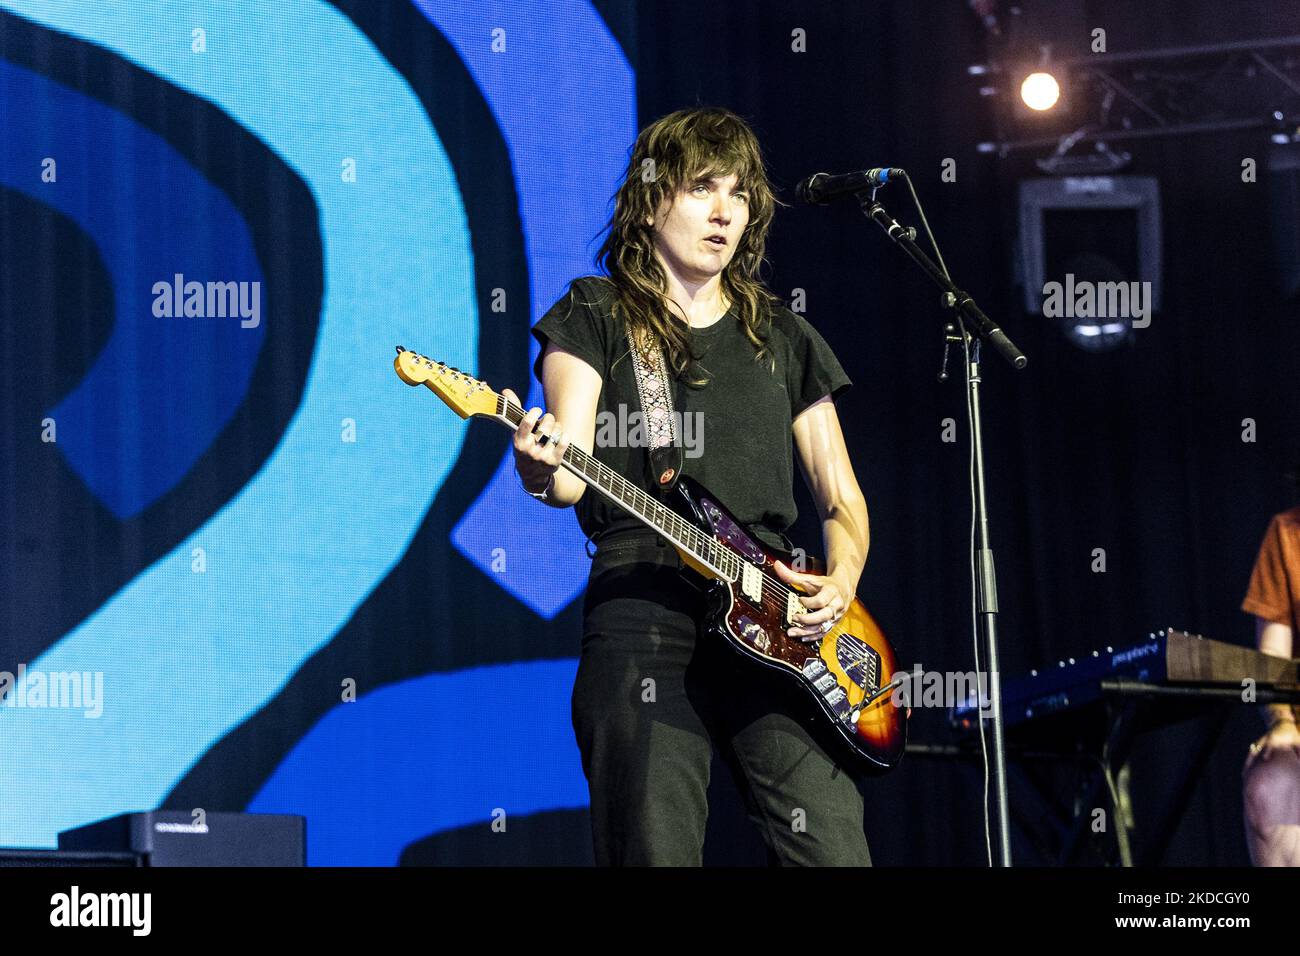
{"left": 499, "top": 397, "right": 741, "bottom": 580}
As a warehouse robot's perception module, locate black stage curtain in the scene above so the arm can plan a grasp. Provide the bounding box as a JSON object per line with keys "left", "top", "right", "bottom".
{"left": 608, "top": 0, "right": 1300, "bottom": 865}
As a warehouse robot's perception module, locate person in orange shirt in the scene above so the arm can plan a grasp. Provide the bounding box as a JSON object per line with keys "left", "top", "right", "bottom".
{"left": 1241, "top": 503, "right": 1300, "bottom": 866}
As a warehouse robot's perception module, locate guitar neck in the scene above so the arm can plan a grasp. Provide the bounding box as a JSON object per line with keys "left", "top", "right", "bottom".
{"left": 495, "top": 396, "right": 737, "bottom": 580}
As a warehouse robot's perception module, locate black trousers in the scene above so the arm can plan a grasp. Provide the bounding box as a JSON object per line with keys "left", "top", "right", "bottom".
{"left": 573, "top": 536, "right": 872, "bottom": 866}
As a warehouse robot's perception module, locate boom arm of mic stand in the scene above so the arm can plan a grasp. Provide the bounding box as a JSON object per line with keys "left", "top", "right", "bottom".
{"left": 859, "top": 196, "right": 1027, "bottom": 370}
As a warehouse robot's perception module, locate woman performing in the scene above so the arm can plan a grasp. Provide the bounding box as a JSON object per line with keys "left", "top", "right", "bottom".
{"left": 502, "top": 107, "right": 874, "bottom": 866}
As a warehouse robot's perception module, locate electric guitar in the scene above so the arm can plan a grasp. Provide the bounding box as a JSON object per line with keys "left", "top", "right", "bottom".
{"left": 394, "top": 346, "right": 907, "bottom": 771}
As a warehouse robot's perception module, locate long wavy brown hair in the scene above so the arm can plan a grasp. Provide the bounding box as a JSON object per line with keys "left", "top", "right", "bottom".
{"left": 590, "top": 107, "right": 784, "bottom": 387}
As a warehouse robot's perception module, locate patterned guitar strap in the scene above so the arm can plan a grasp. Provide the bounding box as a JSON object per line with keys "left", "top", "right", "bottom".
{"left": 626, "top": 327, "right": 685, "bottom": 495}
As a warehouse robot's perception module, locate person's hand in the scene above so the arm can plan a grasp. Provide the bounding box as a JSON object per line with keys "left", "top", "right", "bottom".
{"left": 1246, "top": 718, "right": 1300, "bottom": 771}
{"left": 772, "top": 560, "right": 853, "bottom": 640}
{"left": 501, "top": 388, "right": 570, "bottom": 494}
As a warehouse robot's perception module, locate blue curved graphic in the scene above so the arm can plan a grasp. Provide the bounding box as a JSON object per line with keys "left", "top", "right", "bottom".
{"left": 418, "top": 1, "right": 637, "bottom": 618}
{"left": 0, "top": 58, "right": 265, "bottom": 518}
{"left": 0, "top": 0, "right": 476, "bottom": 847}
{"left": 248, "top": 659, "right": 586, "bottom": 866}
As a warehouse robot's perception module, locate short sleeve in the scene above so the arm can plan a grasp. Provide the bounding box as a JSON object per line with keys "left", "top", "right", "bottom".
{"left": 530, "top": 279, "right": 608, "bottom": 383}
{"left": 787, "top": 312, "right": 852, "bottom": 419}
{"left": 1242, "top": 515, "right": 1295, "bottom": 626}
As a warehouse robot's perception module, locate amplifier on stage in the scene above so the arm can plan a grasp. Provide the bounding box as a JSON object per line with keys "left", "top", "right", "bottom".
{"left": 58, "top": 811, "right": 305, "bottom": 867}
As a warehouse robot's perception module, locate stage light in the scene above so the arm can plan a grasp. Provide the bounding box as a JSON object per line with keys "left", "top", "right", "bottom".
{"left": 1065, "top": 319, "right": 1130, "bottom": 352}
{"left": 1020, "top": 72, "right": 1060, "bottom": 111}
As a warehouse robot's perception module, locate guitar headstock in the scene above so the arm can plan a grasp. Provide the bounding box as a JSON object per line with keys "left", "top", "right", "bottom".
{"left": 393, "top": 346, "right": 499, "bottom": 420}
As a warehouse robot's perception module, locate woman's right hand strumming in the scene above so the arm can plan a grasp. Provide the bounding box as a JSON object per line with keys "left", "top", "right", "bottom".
{"left": 501, "top": 387, "right": 572, "bottom": 496}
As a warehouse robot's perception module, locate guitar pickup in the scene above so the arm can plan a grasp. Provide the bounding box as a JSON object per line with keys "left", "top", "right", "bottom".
{"left": 785, "top": 591, "right": 806, "bottom": 627}
{"left": 740, "top": 562, "right": 763, "bottom": 605}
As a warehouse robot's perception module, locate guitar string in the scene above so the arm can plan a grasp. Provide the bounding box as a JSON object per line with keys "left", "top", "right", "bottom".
{"left": 411, "top": 368, "right": 882, "bottom": 705}
{"left": 502, "top": 397, "right": 870, "bottom": 659}
{"left": 500, "top": 393, "right": 884, "bottom": 694}
{"left": 499, "top": 394, "right": 868, "bottom": 667}
{"left": 415, "top": 372, "right": 837, "bottom": 617}
{"left": 501, "top": 395, "right": 819, "bottom": 608}
{"left": 745, "top": 587, "right": 877, "bottom": 698}
{"left": 504, "top": 393, "right": 881, "bottom": 694}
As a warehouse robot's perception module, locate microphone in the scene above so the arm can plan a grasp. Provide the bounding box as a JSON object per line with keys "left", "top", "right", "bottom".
{"left": 795, "top": 168, "right": 905, "bottom": 205}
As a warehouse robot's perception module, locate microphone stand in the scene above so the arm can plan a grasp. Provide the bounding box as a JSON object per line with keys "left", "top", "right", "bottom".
{"left": 857, "top": 188, "right": 1026, "bottom": 867}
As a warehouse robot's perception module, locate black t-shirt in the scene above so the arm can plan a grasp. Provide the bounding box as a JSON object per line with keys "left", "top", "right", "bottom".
{"left": 530, "top": 275, "right": 851, "bottom": 553}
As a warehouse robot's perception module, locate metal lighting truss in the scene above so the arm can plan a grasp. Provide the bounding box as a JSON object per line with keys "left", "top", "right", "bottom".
{"left": 982, "top": 36, "right": 1300, "bottom": 157}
